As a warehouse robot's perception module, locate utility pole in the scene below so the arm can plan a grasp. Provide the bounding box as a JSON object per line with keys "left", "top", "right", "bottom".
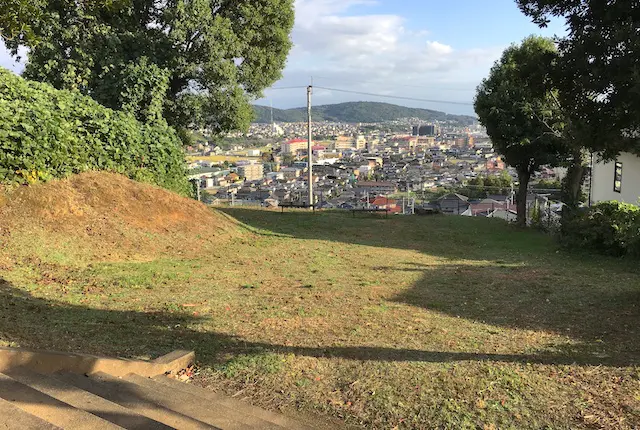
{"left": 270, "top": 99, "right": 274, "bottom": 134}
{"left": 307, "top": 85, "right": 313, "bottom": 209}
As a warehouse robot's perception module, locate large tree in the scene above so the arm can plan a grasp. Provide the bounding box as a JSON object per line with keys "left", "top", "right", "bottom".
{"left": 1, "top": 0, "right": 295, "bottom": 137}
{"left": 475, "top": 36, "right": 569, "bottom": 226}
{"left": 517, "top": 0, "right": 640, "bottom": 158}
{"left": 0, "top": 0, "right": 46, "bottom": 40}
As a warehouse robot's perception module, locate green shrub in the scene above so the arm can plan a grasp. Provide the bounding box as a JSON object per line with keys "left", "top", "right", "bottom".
{"left": 562, "top": 201, "right": 640, "bottom": 257}
{"left": 0, "top": 68, "right": 190, "bottom": 195}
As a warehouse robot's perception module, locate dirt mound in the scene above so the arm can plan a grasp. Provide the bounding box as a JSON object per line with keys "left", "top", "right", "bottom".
{"left": 0, "top": 172, "right": 239, "bottom": 260}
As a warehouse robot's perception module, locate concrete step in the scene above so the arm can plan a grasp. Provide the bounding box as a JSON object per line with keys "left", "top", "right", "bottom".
{"left": 0, "top": 397, "right": 62, "bottom": 430}
{"left": 0, "top": 372, "right": 122, "bottom": 429}
{"left": 126, "top": 374, "right": 284, "bottom": 430}
{"left": 5, "top": 367, "right": 171, "bottom": 430}
{"left": 56, "top": 371, "right": 219, "bottom": 429}
{"left": 152, "top": 376, "right": 316, "bottom": 430}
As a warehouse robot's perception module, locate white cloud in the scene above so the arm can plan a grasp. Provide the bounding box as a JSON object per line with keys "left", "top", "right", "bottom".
{"left": 261, "top": 0, "right": 504, "bottom": 114}
{"left": 294, "top": 0, "right": 378, "bottom": 21}
{"left": 0, "top": 0, "right": 501, "bottom": 115}
{"left": 425, "top": 41, "right": 453, "bottom": 56}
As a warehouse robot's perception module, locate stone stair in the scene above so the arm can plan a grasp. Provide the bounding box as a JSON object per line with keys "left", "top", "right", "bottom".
{"left": 0, "top": 350, "right": 317, "bottom": 429}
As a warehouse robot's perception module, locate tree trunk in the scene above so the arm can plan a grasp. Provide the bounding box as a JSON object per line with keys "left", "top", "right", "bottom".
{"left": 562, "top": 148, "right": 585, "bottom": 217}
{"left": 516, "top": 169, "right": 530, "bottom": 227}
{"left": 561, "top": 148, "right": 586, "bottom": 234}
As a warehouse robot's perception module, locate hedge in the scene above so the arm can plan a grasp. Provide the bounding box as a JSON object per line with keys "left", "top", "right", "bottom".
{"left": 0, "top": 68, "right": 190, "bottom": 195}
{"left": 562, "top": 201, "right": 640, "bottom": 257}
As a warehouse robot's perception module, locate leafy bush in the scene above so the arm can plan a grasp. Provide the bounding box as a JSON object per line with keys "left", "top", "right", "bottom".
{"left": 0, "top": 68, "right": 190, "bottom": 195}
{"left": 562, "top": 201, "right": 640, "bottom": 256}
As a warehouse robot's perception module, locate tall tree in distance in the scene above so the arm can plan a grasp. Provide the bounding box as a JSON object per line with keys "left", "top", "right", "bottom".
{"left": 475, "top": 36, "right": 569, "bottom": 226}
{"left": 1, "top": 0, "right": 295, "bottom": 139}
{"left": 517, "top": 0, "right": 640, "bottom": 158}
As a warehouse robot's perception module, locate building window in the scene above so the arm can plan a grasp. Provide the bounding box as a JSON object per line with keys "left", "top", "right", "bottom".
{"left": 613, "top": 161, "right": 623, "bottom": 193}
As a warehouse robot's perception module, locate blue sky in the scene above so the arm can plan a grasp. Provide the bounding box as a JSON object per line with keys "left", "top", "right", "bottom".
{"left": 342, "top": 0, "right": 565, "bottom": 50}
{"left": 257, "top": 0, "right": 566, "bottom": 115}
{"left": 0, "top": 0, "right": 565, "bottom": 116}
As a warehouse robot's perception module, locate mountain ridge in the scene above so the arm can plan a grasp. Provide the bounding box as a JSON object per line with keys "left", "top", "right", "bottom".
{"left": 253, "top": 101, "right": 476, "bottom": 125}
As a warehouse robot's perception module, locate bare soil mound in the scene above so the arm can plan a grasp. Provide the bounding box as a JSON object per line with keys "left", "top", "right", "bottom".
{"left": 0, "top": 172, "right": 238, "bottom": 260}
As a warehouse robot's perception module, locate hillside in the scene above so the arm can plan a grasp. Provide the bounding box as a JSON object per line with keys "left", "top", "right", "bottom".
{"left": 253, "top": 101, "right": 476, "bottom": 125}
{"left": 0, "top": 172, "right": 238, "bottom": 261}
{"left": 0, "top": 192, "right": 638, "bottom": 429}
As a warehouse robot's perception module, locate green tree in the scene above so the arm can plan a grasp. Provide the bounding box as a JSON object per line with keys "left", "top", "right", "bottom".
{"left": 517, "top": 0, "right": 640, "bottom": 159}
{"left": 2, "top": 0, "right": 295, "bottom": 137}
{"left": 0, "top": 0, "right": 47, "bottom": 40}
{"left": 280, "top": 154, "right": 295, "bottom": 166}
{"left": 460, "top": 173, "right": 513, "bottom": 200}
{"left": 474, "top": 36, "right": 569, "bottom": 226}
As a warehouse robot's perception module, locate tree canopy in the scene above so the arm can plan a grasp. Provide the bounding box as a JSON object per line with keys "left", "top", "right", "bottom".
{"left": 0, "top": 0, "right": 46, "bottom": 40}
{"left": 459, "top": 172, "right": 513, "bottom": 200}
{"left": 474, "top": 36, "right": 569, "bottom": 226}
{"left": 517, "top": 0, "right": 640, "bottom": 159}
{"left": 1, "top": 0, "right": 295, "bottom": 137}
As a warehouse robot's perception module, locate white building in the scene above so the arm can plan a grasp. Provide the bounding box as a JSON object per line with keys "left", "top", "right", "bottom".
{"left": 590, "top": 152, "right": 640, "bottom": 205}
{"left": 266, "top": 172, "right": 284, "bottom": 181}
{"left": 237, "top": 163, "right": 264, "bottom": 181}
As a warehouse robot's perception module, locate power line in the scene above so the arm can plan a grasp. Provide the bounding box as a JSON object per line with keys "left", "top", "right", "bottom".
{"left": 266, "top": 86, "right": 308, "bottom": 91}
{"left": 313, "top": 86, "right": 474, "bottom": 106}
{"left": 312, "top": 75, "right": 474, "bottom": 92}
{"left": 264, "top": 83, "right": 475, "bottom": 108}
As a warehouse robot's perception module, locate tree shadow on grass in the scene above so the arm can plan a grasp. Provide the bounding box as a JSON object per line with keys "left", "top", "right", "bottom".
{"left": 220, "top": 208, "right": 639, "bottom": 271}
{"left": 389, "top": 262, "right": 640, "bottom": 364}
{"left": 0, "top": 278, "right": 637, "bottom": 368}
{"left": 220, "top": 208, "right": 543, "bottom": 262}
{"left": 221, "top": 209, "right": 640, "bottom": 362}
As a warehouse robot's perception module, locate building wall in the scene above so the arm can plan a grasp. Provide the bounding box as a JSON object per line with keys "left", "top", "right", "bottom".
{"left": 591, "top": 152, "right": 640, "bottom": 205}
{"left": 439, "top": 201, "right": 470, "bottom": 215}
{"left": 360, "top": 185, "right": 396, "bottom": 194}
{"left": 334, "top": 136, "right": 355, "bottom": 151}
{"left": 281, "top": 168, "right": 301, "bottom": 179}
{"left": 281, "top": 141, "right": 307, "bottom": 154}
{"left": 417, "top": 136, "right": 435, "bottom": 147}
{"left": 238, "top": 164, "right": 264, "bottom": 181}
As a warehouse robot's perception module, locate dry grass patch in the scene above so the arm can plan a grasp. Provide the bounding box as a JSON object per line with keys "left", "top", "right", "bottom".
{"left": 0, "top": 200, "right": 638, "bottom": 428}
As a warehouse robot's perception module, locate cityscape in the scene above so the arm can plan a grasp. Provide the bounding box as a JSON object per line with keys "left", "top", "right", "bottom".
{"left": 188, "top": 112, "right": 562, "bottom": 223}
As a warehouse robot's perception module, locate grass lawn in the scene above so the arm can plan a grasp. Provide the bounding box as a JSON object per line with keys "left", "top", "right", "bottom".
{"left": 1, "top": 208, "right": 639, "bottom": 429}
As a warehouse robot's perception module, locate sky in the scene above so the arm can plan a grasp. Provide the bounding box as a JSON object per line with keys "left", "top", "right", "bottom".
{"left": 258, "top": 0, "right": 566, "bottom": 115}
{"left": 0, "top": 0, "right": 566, "bottom": 116}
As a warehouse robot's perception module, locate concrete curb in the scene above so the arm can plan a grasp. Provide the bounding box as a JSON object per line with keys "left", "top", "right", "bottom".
{"left": 0, "top": 347, "right": 195, "bottom": 377}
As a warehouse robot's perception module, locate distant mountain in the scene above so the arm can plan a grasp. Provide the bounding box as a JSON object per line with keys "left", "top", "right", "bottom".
{"left": 253, "top": 101, "right": 476, "bottom": 125}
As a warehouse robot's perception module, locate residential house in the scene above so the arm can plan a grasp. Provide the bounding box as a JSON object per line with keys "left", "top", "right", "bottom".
{"left": 226, "top": 173, "right": 241, "bottom": 183}
{"left": 590, "top": 152, "right": 640, "bottom": 205}
{"left": 272, "top": 189, "right": 291, "bottom": 201}
{"left": 280, "top": 167, "right": 301, "bottom": 180}
{"left": 357, "top": 181, "right": 397, "bottom": 195}
{"left": 437, "top": 193, "right": 471, "bottom": 215}
{"left": 466, "top": 198, "right": 508, "bottom": 216}
{"left": 236, "top": 186, "right": 256, "bottom": 200}
{"left": 370, "top": 196, "right": 402, "bottom": 213}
